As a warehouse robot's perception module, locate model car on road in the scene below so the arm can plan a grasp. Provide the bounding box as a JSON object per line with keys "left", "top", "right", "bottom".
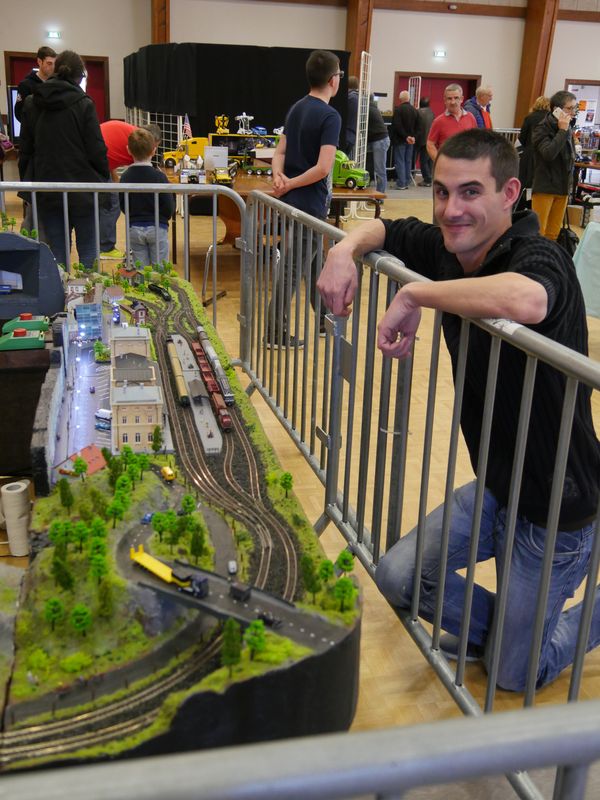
{"left": 95, "top": 420, "right": 111, "bottom": 431}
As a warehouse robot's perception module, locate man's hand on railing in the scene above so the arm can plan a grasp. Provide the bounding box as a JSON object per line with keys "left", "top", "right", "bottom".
{"left": 377, "top": 288, "right": 422, "bottom": 360}
{"left": 317, "top": 241, "right": 360, "bottom": 317}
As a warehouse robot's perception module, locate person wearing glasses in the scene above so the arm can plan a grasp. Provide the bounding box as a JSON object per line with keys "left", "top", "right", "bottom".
{"left": 268, "top": 49, "right": 342, "bottom": 346}
{"left": 531, "top": 90, "right": 578, "bottom": 241}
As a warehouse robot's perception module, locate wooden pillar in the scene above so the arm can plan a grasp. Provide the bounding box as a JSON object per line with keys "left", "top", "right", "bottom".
{"left": 345, "top": 0, "right": 374, "bottom": 77}
{"left": 152, "top": 0, "right": 170, "bottom": 44}
{"left": 514, "top": 0, "right": 559, "bottom": 127}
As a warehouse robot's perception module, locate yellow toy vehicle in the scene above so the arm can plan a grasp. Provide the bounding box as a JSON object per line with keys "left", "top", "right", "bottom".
{"left": 209, "top": 168, "right": 233, "bottom": 186}
{"left": 163, "top": 137, "right": 208, "bottom": 168}
{"left": 161, "top": 465, "right": 175, "bottom": 482}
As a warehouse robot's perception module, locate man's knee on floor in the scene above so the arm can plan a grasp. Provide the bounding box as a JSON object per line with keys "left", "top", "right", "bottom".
{"left": 374, "top": 551, "right": 413, "bottom": 608}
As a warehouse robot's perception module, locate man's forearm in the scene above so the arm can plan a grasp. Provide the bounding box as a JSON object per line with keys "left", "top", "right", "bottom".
{"left": 426, "top": 140, "right": 437, "bottom": 161}
{"left": 333, "top": 219, "right": 387, "bottom": 259}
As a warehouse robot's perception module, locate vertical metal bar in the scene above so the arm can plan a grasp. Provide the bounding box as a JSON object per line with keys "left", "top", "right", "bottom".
{"left": 62, "top": 192, "right": 70, "bottom": 271}
{"left": 485, "top": 355, "right": 537, "bottom": 713}
{"left": 268, "top": 210, "right": 279, "bottom": 396}
{"left": 183, "top": 193, "right": 190, "bottom": 283}
{"left": 323, "top": 316, "right": 348, "bottom": 509}
{"left": 455, "top": 335, "right": 501, "bottom": 687}
{"left": 524, "top": 377, "right": 578, "bottom": 706}
{"left": 355, "top": 270, "right": 380, "bottom": 544}
{"left": 154, "top": 191, "right": 160, "bottom": 268}
{"left": 553, "top": 764, "right": 589, "bottom": 800}
{"left": 93, "top": 192, "right": 100, "bottom": 267}
{"left": 31, "top": 192, "right": 39, "bottom": 235}
{"left": 248, "top": 198, "right": 260, "bottom": 371}
{"left": 342, "top": 269, "right": 363, "bottom": 524}
{"left": 320, "top": 319, "right": 332, "bottom": 473}
{"left": 124, "top": 191, "right": 131, "bottom": 270}
{"left": 212, "top": 192, "right": 218, "bottom": 328}
{"left": 410, "top": 311, "right": 442, "bottom": 615}
{"left": 385, "top": 351, "right": 414, "bottom": 551}
{"left": 263, "top": 204, "right": 273, "bottom": 388}
{"left": 430, "top": 318, "right": 470, "bottom": 651}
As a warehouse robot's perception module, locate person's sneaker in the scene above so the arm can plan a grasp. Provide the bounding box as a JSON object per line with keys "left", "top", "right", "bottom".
{"left": 418, "top": 181, "right": 432, "bottom": 187}
{"left": 99, "top": 248, "right": 125, "bottom": 259}
{"left": 438, "top": 633, "right": 484, "bottom": 662}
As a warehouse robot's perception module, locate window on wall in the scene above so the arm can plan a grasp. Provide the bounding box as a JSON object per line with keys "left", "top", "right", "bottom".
{"left": 135, "top": 415, "right": 140, "bottom": 424}
{"left": 135, "top": 433, "right": 141, "bottom": 443}
{"left": 122, "top": 416, "right": 127, "bottom": 424}
{"left": 148, "top": 433, "right": 153, "bottom": 442}
{"left": 122, "top": 433, "right": 128, "bottom": 443}
{"left": 148, "top": 416, "right": 153, "bottom": 423}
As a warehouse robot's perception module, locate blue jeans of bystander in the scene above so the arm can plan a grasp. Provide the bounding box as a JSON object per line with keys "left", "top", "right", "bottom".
{"left": 129, "top": 224, "right": 169, "bottom": 267}
{"left": 394, "top": 143, "right": 414, "bottom": 189}
{"left": 375, "top": 480, "right": 599, "bottom": 691}
{"left": 368, "top": 136, "right": 390, "bottom": 193}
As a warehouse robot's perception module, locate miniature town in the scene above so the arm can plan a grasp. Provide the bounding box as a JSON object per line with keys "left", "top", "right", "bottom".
{"left": 0, "top": 228, "right": 360, "bottom": 771}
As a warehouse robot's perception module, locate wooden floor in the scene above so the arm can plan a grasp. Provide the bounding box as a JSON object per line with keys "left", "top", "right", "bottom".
{"left": 2, "top": 169, "right": 600, "bottom": 733}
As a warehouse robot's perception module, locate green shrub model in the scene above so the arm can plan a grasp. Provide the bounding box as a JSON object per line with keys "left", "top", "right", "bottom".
{"left": 332, "top": 150, "right": 370, "bottom": 190}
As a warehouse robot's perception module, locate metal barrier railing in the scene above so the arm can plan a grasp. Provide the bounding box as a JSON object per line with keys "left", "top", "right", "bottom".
{"left": 4, "top": 698, "right": 600, "bottom": 799}
{"left": 240, "top": 191, "right": 600, "bottom": 798}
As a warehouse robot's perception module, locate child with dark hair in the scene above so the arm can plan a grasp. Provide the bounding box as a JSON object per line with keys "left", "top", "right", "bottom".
{"left": 119, "top": 128, "right": 174, "bottom": 267}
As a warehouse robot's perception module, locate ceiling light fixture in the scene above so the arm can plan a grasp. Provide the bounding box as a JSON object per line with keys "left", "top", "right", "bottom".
{"left": 433, "top": 49, "right": 447, "bottom": 58}
{"left": 46, "top": 30, "right": 62, "bottom": 39}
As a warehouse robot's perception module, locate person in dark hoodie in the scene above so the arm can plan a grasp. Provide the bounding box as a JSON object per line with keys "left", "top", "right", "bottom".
{"left": 18, "top": 50, "right": 109, "bottom": 268}
{"left": 14, "top": 46, "right": 56, "bottom": 122}
{"left": 318, "top": 128, "right": 600, "bottom": 691}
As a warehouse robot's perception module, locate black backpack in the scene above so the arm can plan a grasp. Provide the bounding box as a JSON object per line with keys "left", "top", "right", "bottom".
{"left": 557, "top": 213, "right": 579, "bottom": 258}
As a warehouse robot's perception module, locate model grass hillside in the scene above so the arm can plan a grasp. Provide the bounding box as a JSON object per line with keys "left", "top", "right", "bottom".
{"left": 3, "top": 271, "right": 360, "bottom": 769}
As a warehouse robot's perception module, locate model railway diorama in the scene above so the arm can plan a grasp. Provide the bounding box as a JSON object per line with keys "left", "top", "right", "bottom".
{"left": 0, "top": 233, "right": 360, "bottom": 774}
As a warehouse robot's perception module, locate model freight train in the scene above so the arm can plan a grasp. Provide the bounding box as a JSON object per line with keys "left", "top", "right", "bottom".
{"left": 166, "top": 339, "right": 190, "bottom": 406}
{"left": 190, "top": 339, "right": 232, "bottom": 431}
{"left": 196, "top": 325, "right": 234, "bottom": 405}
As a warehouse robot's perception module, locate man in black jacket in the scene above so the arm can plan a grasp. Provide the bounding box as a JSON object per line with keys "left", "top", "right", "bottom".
{"left": 391, "top": 91, "right": 419, "bottom": 189}
{"left": 318, "top": 129, "right": 600, "bottom": 692}
{"left": 531, "top": 90, "right": 577, "bottom": 241}
{"left": 14, "top": 47, "right": 56, "bottom": 122}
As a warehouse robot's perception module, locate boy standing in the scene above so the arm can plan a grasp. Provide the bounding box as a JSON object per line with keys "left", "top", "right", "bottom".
{"left": 269, "top": 49, "right": 342, "bottom": 343}
{"left": 119, "top": 128, "right": 175, "bottom": 267}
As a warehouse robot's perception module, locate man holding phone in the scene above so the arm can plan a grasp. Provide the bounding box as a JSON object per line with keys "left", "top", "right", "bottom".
{"left": 531, "top": 90, "right": 577, "bottom": 241}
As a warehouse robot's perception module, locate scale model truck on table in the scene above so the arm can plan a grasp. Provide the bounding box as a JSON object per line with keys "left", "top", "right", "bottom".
{"left": 332, "top": 150, "right": 370, "bottom": 189}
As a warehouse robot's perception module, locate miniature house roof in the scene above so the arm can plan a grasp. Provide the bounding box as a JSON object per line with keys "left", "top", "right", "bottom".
{"left": 111, "top": 383, "right": 162, "bottom": 404}
{"left": 111, "top": 325, "right": 151, "bottom": 341}
{"left": 104, "top": 286, "right": 125, "bottom": 301}
{"left": 113, "top": 352, "right": 154, "bottom": 384}
{"left": 63, "top": 444, "right": 107, "bottom": 476}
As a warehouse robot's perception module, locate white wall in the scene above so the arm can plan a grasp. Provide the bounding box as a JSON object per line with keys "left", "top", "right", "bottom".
{"left": 0, "top": 0, "right": 150, "bottom": 119}
{"left": 370, "top": 9, "right": 525, "bottom": 129}
{"left": 170, "top": 0, "right": 346, "bottom": 49}
{"left": 546, "top": 20, "right": 600, "bottom": 98}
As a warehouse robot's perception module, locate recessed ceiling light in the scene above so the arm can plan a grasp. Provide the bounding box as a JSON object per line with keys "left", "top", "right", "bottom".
{"left": 433, "top": 50, "right": 447, "bottom": 58}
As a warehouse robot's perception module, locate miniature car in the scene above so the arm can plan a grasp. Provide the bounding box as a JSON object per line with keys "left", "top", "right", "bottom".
{"left": 89, "top": 385, "right": 95, "bottom": 393}
{"left": 251, "top": 126, "right": 268, "bottom": 136}
{"left": 227, "top": 559, "right": 238, "bottom": 575}
{"left": 257, "top": 610, "right": 282, "bottom": 628}
{"left": 161, "top": 465, "right": 175, "bottom": 482}
{"left": 141, "top": 512, "right": 154, "bottom": 524}
{"left": 94, "top": 420, "right": 111, "bottom": 431}
{"left": 148, "top": 283, "right": 171, "bottom": 302}
{"left": 209, "top": 168, "right": 233, "bottom": 186}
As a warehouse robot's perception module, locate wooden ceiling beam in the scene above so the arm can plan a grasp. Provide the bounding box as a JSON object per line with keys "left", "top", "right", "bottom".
{"left": 514, "top": 0, "right": 559, "bottom": 127}
{"left": 152, "top": 0, "right": 170, "bottom": 44}
{"left": 346, "top": 0, "right": 375, "bottom": 76}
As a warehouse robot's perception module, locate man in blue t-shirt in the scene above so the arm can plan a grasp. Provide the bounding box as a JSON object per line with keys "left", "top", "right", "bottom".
{"left": 268, "top": 49, "right": 342, "bottom": 345}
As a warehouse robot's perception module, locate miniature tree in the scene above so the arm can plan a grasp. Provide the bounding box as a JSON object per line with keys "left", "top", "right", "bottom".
{"left": 127, "top": 461, "right": 138, "bottom": 490}
{"left": 280, "top": 471, "right": 293, "bottom": 498}
{"left": 44, "top": 598, "right": 65, "bottom": 631}
{"left": 300, "top": 555, "right": 322, "bottom": 604}
{"left": 336, "top": 550, "right": 355, "bottom": 576}
{"left": 137, "top": 453, "right": 150, "bottom": 480}
{"left": 151, "top": 425, "right": 163, "bottom": 455}
{"left": 318, "top": 559, "right": 334, "bottom": 585}
{"left": 106, "top": 495, "right": 125, "bottom": 528}
{"left": 167, "top": 526, "right": 180, "bottom": 554}
{"left": 334, "top": 577, "right": 356, "bottom": 612}
{"left": 90, "top": 553, "right": 108, "bottom": 584}
{"left": 115, "top": 474, "right": 132, "bottom": 495}
{"left": 89, "top": 537, "right": 107, "bottom": 558}
{"left": 244, "top": 619, "right": 266, "bottom": 661}
{"left": 108, "top": 458, "right": 123, "bottom": 490}
{"left": 115, "top": 488, "right": 131, "bottom": 512}
{"left": 71, "top": 604, "right": 92, "bottom": 637}
{"left": 181, "top": 494, "right": 196, "bottom": 516}
{"left": 90, "top": 516, "right": 108, "bottom": 540}
{"left": 189, "top": 525, "right": 205, "bottom": 565}
{"left": 58, "top": 478, "right": 74, "bottom": 514}
{"left": 73, "top": 456, "right": 88, "bottom": 482}
{"left": 89, "top": 488, "right": 108, "bottom": 519}
{"left": 151, "top": 511, "right": 168, "bottom": 543}
{"left": 73, "top": 521, "right": 89, "bottom": 553}
{"left": 221, "top": 618, "right": 242, "bottom": 677}
{"left": 62, "top": 520, "right": 76, "bottom": 552}
{"left": 121, "top": 445, "right": 135, "bottom": 466}
{"left": 143, "top": 266, "right": 152, "bottom": 284}
{"left": 52, "top": 557, "right": 74, "bottom": 592}
{"left": 78, "top": 499, "right": 94, "bottom": 525}
{"left": 48, "top": 520, "right": 66, "bottom": 548}
{"left": 97, "top": 577, "right": 114, "bottom": 619}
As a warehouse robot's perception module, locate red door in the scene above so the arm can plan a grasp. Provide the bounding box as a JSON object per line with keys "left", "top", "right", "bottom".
{"left": 393, "top": 73, "right": 478, "bottom": 114}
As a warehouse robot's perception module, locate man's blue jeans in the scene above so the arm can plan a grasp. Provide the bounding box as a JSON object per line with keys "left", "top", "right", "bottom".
{"left": 394, "top": 142, "right": 414, "bottom": 189}
{"left": 368, "top": 136, "right": 390, "bottom": 193}
{"left": 41, "top": 208, "right": 97, "bottom": 269}
{"left": 375, "top": 480, "right": 599, "bottom": 691}
{"left": 99, "top": 190, "right": 120, "bottom": 252}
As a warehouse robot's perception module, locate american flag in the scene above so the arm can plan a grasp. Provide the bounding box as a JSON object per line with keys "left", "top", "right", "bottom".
{"left": 182, "top": 114, "right": 192, "bottom": 139}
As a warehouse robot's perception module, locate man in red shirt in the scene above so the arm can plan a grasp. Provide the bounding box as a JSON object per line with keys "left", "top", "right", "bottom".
{"left": 426, "top": 85, "right": 477, "bottom": 162}
{"left": 99, "top": 120, "right": 161, "bottom": 258}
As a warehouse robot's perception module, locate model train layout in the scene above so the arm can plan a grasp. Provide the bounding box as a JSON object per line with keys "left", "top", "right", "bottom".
{"left": 0, "top": 265, "right": 360, "bottom": 772}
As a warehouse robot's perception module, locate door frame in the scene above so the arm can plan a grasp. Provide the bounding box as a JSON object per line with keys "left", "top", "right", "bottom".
{"left": 4, "top": 51, "right": 110, "bottom": 119}
{"left": 393, "top": 71, "right": 481, "bottom": 108}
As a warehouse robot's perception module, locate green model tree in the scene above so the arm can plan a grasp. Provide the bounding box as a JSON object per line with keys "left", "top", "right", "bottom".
{"left": 48, "top": 520, "right": 66, "bottom": 549}
{"left": 318, "top": 559, "right": 334, "bottom": 585}
{"left": 115, "top": 488, "right": 131, "bottom": 513}
{"left": 137, "top": 453, "right": 150, "bottom": 480}
{"left": 89, "top": 488, "right": 108, "bottom": 519}
{"left": 334, "top": 577, "right": 356, "bottom": 612}
{"left": 51, "top": 557, "right": 74, "bottom": 592}
{"left": 244, "top": 619, "right": 266, "bottom": 661}
{"left": 77, "top": 499, "right": 94, "bottom": 525}
{"left": 73, "top": 521, "right": 89, "bottom": 553}
{"left": 151, "top": 425, "right": 163, "bottom": 455}
{"left": 127, "top": 461, "right": 139, "bottom": 490}
{"left": 335, "top": 550, "right": 355, "bottom": 576}
{"left": 44, "top": 598, "right": 65, "bottom": 631}
{"left": 106, "top": 496, "right": 125, "bottom": 529}
{"left": 181, "top": 493, "right": 196, "bottom": 516}
{"left": 108, "top": 458, "right": 123, "bottom": 490}
{"left": 89, "top": 537, "right": 107, "bottom": 558}
{"left": 97, "top": 578, "right": 114, "bottom": 619}
{"left": 100, "top": 447, "right": 113, "bottom": 468}
{"left": 121, "top": 445, "right": 135, "bottom": 466}
{"left": 280, "top": 471, "right": 293, "bottom": 498}
{"left": 63, "top": 521, "right": 76, "bottom": 553}
{"left": 58, "top": 478, "right": 74, "bottom": 514}
{"left": 189, "top": 525, "right": 205, "bottom": 565}
{"left": 90, "top": 516, "right": 108, "bottom": 540}
{"left": 114, "top": 473, "right": 132, "bottom": 495}
{"left": 71, "top": 604, "right": 92, "bottom": 637}
{"left": 143, "top": 266, "right": 152, "bottom": 284}
{"left": 90, "top": 553, "right": 108, "bottom": 584}
{"left": 300, "top": 555, "right": 322, "bottom": 603}
{"left": 73, "top": 456, "right": 88, "bottom": 482}
{"left": 221, "top": 618, "right": 242, "bottom": 677}
{"left": 151, "top": 511, "right": 168, "bottom": 543}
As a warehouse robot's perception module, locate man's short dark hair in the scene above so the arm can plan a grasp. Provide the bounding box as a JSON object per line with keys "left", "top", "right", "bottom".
{"left": 437, "top": 129, "right": 518, "bottom": 191}
{"left": 37, "top": 46, "right": 56, "bottom": 61}
{"left": 54, "top": 50, "right": 86, "bottom": 85}
{"left": 549, "top": 90, "right": 576, "bottom": 112}
{"left": 306, "top": 50, "right": 339, "bottom": 89}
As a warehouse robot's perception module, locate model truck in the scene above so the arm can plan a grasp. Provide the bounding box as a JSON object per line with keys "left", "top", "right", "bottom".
{"left": 163, "top": 137, "right": 208, "bottom": 168}
{"left": 332, "top": 150, "right": 370, "bottom": 189}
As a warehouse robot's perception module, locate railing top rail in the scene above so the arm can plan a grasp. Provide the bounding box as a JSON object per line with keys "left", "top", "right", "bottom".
{"left": 4, "top": 699, "right": 600, "bottom": 799}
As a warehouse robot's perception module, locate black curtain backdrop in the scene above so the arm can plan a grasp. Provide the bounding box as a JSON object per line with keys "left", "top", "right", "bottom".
{"left": 124, "top": 43, "right": 349, "bottom": 143}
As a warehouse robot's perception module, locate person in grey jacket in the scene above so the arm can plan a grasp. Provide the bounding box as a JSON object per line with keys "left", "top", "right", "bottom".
{"left": 531, "top": 90, "right": 577, "bottom": 241}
